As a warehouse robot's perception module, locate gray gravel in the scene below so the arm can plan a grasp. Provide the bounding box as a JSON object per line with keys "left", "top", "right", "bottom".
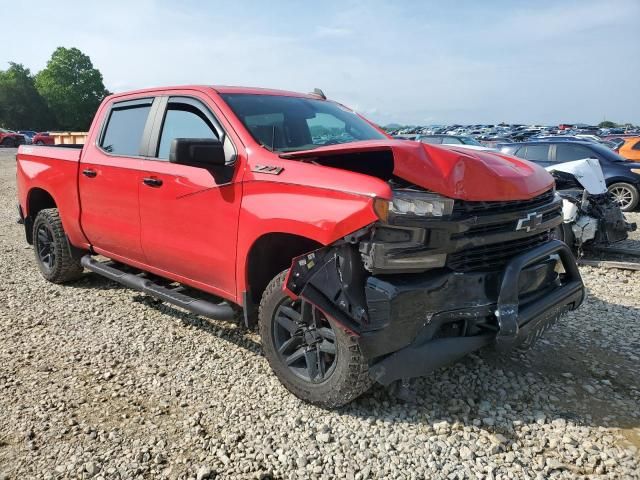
{"left": 1, "top": 148, "right": 639, "bottom": 479}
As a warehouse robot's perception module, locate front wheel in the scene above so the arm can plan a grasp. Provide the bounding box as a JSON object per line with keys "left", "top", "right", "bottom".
{"left": 32, "top": 208, "right": 84, "bottom": 283}
{"left": 258, "top": 270, "right": 372, "bottom": 407}
{"left": 2, "top": 137, "right": 15, "bottom": 148}
{"left": 608, "top": 182, "right": 639, "bottom": 212}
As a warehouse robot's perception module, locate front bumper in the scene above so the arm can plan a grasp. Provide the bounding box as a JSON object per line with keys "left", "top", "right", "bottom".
{"left": 365, "top": 240, "right": 584, "bottom": 385}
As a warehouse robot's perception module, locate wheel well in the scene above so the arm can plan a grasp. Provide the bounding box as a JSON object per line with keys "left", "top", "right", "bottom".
{"left": 246, "top": 233, "right": 322, "bottom": 307}
{"left": 25, "top": 188, "right": 57, "bottom": 244}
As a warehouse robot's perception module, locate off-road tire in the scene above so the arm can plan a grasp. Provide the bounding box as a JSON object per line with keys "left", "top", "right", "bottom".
{"left": 259, "top": 270, "right": 373, "bottom": 407}
{"left": 608, "top": 182, "right": 639, "bottom": 212}
{"left": 32, "top": 208, "right": 84, "bottom": 283}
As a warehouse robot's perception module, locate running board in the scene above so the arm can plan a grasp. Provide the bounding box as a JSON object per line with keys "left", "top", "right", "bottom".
{"left": 80, "top": 255, "right": 237, "bottom": 320}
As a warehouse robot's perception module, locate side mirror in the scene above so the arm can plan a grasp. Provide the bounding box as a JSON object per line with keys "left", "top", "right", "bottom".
{"left": 169, "top": 138, "right": 226, "bottom": 167}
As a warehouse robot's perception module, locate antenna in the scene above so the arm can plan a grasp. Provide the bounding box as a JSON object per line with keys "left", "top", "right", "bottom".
{"left": 311, "top": 88, "right": 327, "bottom": 100}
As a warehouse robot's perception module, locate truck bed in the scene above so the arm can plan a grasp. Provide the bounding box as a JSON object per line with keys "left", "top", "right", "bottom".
{"left": 16, "top": 144, "right": 87, "bottom": 248}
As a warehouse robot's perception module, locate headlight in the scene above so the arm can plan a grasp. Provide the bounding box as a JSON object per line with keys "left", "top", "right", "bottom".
{"left": 390, "top": 191, "right": 454, "bottom": 217}
{"left": 631, "top": 169, "right": 640, "bottom": 175}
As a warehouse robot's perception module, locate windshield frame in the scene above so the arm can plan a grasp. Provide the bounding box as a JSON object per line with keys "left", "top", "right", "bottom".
{"left": 219, "top": 93, "right": 386, "bottom": 153}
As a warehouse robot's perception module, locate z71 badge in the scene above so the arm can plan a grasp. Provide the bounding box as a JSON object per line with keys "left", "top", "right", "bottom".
{"left": 251, "top": 165, "right": 283, "bottom": 175}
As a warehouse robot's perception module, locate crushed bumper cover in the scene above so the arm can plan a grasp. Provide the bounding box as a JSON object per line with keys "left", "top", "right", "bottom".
{"left": 367, "top": 240, "right": 584, "bottom": 385}
{"left": 286, "top": 240, "right": 584, "bottom": 386}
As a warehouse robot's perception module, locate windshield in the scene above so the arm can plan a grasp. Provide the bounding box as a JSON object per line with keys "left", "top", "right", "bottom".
{"left": 220, "top": 93, "right": 385, "bottom": 152}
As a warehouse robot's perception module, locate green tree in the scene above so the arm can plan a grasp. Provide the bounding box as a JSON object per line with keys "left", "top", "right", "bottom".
{"left": 0, "top": 62, "right": 53, "bottom": 130}
{"left": 598, "top": 120, "right": 617, "bottom": 128}
{"left": 36, "top": 47, "right": 110, "bottom": 131}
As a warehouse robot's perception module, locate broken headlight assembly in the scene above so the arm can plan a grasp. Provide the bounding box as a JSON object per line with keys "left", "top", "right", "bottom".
{"left": 389, "top": 191, "right": 455, "bottom": 217}
{"left": 364, "top": 192, "right": 454, "bottom": 274}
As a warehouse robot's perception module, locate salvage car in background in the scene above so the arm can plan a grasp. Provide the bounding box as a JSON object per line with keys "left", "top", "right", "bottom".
{"left": 32, "top": 132, "right": 55, "bottom": 145}
{"left": 18, "top": 131, "right": 37, "bottom": 144}
{"left": 0, "top": 128, "right": 26, "bottom": 147}
{"left": 615, "top": 136, "right": 640, "bottom": 162}
{"left": 546, "top": 158, "right": 636, "bottom": 253}
{"left": 500, "top": 140, "right": 640, "bottom": 211}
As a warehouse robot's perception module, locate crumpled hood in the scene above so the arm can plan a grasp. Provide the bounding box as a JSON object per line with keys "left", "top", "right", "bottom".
{"left": 281, "top": 140, "right": 554, "bottom": 201}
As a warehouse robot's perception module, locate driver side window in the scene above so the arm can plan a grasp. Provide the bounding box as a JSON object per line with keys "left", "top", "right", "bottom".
{"left": 157, "top": 103, "right": 218, "bottom": 160}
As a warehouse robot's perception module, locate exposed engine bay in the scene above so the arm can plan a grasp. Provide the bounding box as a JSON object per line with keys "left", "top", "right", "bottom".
{"left": 547, "top": 158, "right": 636, "bottom": 253}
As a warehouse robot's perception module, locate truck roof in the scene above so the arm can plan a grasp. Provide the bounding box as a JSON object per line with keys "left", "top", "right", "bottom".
{"left": 107, "top": 85, "right": 321, "bottom": 101}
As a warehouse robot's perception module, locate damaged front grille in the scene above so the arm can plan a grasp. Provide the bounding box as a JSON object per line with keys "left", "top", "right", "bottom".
{"left": 451, "top": 189, "right": 555, "bottom": 219}
{"left": 447, "top": 232, "right": 551, "bottom": 272}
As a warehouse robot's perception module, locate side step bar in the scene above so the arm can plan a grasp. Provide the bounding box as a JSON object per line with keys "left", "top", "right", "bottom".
{"left": 80, "top": 255, "right": 237, "bottom": 320}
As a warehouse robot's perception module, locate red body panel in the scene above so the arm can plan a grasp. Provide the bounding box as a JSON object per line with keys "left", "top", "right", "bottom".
{"left": 281, "top": 140, "right": 553, "bottom": 201}
{"left": 16, "top": 145, "right": 90, "bottom": 249}
{"left": 16, "top": 84, "right": 556, "bottom": 307}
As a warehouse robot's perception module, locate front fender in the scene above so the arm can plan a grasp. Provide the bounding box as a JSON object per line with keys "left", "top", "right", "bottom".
{"left": 235, "top": 181, "right": 379, "bottom": 296}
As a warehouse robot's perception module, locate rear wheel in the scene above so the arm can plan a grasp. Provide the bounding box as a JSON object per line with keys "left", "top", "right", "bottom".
{"left": 259, "top": 270, "right": 372, "bottom": 407}
{"left": 32, "top": 208, "right": 84, "bottom": 283}
{"left": 35, "top": 140, "right": 44, "bottom": 145}
{"left": 608, "top": 182, "right": 639, "bottom": 211}
{"left": 2, "top": 137, "right": 15, "bottom": 148}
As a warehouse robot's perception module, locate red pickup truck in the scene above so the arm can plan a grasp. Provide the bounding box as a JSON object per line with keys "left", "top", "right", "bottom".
{"left": 16, "top": 85, "right": 584, "bottom": 406}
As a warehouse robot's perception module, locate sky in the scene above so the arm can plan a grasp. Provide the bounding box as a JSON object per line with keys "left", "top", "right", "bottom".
{"left": 2, "top": 0, "right": 639, "bottom": 126}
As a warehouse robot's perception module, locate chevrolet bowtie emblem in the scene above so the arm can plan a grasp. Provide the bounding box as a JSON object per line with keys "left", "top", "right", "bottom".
{"left": 515, "top": 212, "right": 543, "bottom": 232}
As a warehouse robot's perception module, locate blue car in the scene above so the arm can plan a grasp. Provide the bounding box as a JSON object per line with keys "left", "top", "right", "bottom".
{"left": 500, "top": 140, "right": 640, "bottom": 211}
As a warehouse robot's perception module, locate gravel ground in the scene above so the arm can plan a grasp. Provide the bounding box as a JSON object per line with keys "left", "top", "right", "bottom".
{"left": 1, "top": 148, "right": 639, "bottom": 480}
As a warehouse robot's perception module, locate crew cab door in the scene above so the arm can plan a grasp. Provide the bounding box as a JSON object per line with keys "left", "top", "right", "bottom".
{"left": 79, "top": 98, "right": 156, "bottom": 262}
{"left": 138, "top": 95, "right": 242, "bottom": 298}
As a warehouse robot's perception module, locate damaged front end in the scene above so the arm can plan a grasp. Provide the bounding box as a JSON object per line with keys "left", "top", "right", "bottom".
{"left": 286, "top": 187, "right": 585, "bottom": 386}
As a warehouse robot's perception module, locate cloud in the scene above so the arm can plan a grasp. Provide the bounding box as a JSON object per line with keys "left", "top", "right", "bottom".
{"left": 315, "top": 26, "right": 353, "bottom": 38}
{"left": 1, "top": 0, "right": 638, "bottom": 125}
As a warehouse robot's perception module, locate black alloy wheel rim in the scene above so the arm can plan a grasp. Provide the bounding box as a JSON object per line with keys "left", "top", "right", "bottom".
{"left": 272, "top": 298, "right": 338, "bottom": 383}
{"left": 35, "top": 224, "right": 56, "bottom": 272}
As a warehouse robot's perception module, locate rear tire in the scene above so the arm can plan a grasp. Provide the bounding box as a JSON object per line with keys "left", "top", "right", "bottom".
{"left": 2, "top": 137, "right": 15, "bottom": 148}
{"left": 32, "top": 208, "right": 84, "bottom": 283}
{"left": 608, "top": 182, "right": 639, "bottom": 212}
{"left": 258, "top": 270, "right": 372, "bottom": 407}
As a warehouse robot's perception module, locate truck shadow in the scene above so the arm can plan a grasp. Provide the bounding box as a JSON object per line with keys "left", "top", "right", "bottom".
{"left": 69, "top": 272, "right": 264, "bottom": 355}
{"left": 72, "top": 272, "right": 639, "bottom": 433}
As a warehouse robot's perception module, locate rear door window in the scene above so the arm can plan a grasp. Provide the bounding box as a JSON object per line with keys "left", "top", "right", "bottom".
{"left": 555, "top": 144, "right": 596, "bottom": 162}
{"left": 522, "top": 144, "right": 550, "bottom": 161}
{"left": 100, "top": 101, "right": 152, "bottom": 156}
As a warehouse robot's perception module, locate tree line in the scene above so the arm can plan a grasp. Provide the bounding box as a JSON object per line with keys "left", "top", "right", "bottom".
{"left": 0, "top": 47, "right": 110, "bottom": 131}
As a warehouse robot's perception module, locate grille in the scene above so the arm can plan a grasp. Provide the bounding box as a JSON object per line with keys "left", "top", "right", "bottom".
{"left": 453, "top": 206, "right": 560, "bottom": 239}
{"left": 452, "top": 189, "right": 555, "bottom": 219}
{"left": 447, "top": 232, "right": 551, "bottom": 272}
